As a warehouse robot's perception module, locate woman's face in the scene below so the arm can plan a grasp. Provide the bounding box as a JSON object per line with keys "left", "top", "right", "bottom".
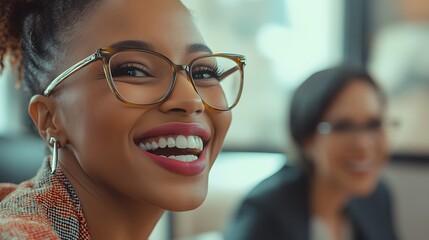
{"left": 306, "top": 79, "right": 388, "bottom": 196}
{"left": 50, "top": 0, "right": 232, "bottom": 210}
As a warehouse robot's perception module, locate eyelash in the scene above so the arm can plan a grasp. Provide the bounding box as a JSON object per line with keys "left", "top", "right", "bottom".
{"left": 110, "top": 62, "right": 152, "bottom": 77}
{"left": 192, "top": 64, "right": 222, "bottom": 80}
{"left": 96, "top": 63, "right": 222, "bottom": 80}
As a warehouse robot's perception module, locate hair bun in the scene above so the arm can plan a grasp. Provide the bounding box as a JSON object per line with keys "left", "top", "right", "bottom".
{"left": 0, "top": 0, "right": 47, "bottom": 74}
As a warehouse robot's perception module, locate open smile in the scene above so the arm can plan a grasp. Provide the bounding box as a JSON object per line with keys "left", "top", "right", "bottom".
{"left": 134, "top": 122, "right": 211, "bottom": 175}
{"left": 136, "top": 134, "right": 204, "bottom": 162}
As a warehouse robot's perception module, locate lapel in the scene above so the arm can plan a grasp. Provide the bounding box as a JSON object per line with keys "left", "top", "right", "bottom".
{"left": 346, "top": 199, "right": 372, "bottom": 240}
{"left": 345, "top": 189, "right": 389, "bottom": 240}
{"left": 279, "top": 168, "right": 311, "bottom": 240}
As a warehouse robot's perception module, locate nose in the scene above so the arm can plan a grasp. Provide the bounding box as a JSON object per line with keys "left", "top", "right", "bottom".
{"left": 352, "top": 130, "right": 377, "bottom": 151}
{"left": 159, "top": 71, "right": 204, "bottom": 115}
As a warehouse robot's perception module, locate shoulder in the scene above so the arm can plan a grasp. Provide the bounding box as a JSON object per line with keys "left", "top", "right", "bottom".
{"left": 348, "top": 180, "right": 395, "bottom": 222}
{"left": 244, "top": 165, "right": 308, "bottom": 208}
{"left": 224, "top": 165, "right": 310, "bottom": 240}
{"left": 239, "top": 165, "right": 310, "bottom": 223}
{"left": 0, "top": 183, "right": 18, "bottom": 201}
{"left": 1, "top": 163, "right": 89, "bottom": 239}
{"left": 347, "top": 180, "right": 398, "bottom": 240}
{"left": 0, "top": 180, "right": 42, "bottom": 215}
{"left": 349, "top": 180, "right": 393, "bottom": 208}
{"left": 373, "top": 180, "right": 393, "bottom": 202}
{"left": 0, "top": 217, "right": 59, "bottom": 239}
{"left": 0, "top": 180, "right": 53, "bottom": 232}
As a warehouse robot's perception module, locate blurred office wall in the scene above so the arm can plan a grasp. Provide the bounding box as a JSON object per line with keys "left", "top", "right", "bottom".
{"left": 369, "top": 0, "right": 429, "bottom": 155}
{"left": 184, "top": 0, "right": 344, "bottom": 152}
{"left": 369, "top": 0, "right": 429, "bottom": 239}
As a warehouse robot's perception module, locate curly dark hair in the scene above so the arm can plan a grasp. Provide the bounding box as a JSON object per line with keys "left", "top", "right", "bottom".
{"left": 0, "top": 0, "right": 100, "bottom": 96}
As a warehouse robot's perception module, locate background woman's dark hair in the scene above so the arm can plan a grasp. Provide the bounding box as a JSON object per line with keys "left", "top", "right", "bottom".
{"left": 0, "top": 0, "right": 101, "bottom": 96}
{"left": 289, "top": 65, "right": 385, "bottom": 173}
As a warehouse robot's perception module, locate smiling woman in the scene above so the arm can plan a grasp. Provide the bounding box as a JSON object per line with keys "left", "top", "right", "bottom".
{"left": 0, "top": 0, "right": 245, "bottom": 239}
{"left": 225, "top": 65, "right": 397, "bottom": 240}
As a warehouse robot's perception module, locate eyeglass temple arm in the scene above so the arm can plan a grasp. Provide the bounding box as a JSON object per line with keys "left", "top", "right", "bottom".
{"left": 43, "top": 51, "right": 101, "bottom": 96}
{"left": 218, "top": 66, "right": 240, "bottom": 81}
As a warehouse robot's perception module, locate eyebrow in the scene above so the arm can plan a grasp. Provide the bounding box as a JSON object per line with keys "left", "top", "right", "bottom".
{"left": 187, "top": 43, "right": 212, "bottom": 54}
{"left": 108, "top": 40, "right": 212, "bottom": 54}
{"left": 109, "top": 40, "right": 154, "bottom": 50}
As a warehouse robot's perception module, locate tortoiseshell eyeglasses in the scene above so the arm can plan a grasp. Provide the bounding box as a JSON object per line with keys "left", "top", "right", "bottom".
{"left": 43, "top": 47, "right": 246, "bottom": 111}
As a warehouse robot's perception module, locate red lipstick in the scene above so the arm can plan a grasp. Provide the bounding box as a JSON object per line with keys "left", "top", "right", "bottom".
{"left": 135, "top": 122, "right": 211, "bottom": 176}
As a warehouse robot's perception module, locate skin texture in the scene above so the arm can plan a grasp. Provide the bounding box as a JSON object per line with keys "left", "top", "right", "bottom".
{"left": 28, "top": 0, "right": 232, "bottom": 238}
{"left": 305, "top": 79, "right": 388, "bottom": 240}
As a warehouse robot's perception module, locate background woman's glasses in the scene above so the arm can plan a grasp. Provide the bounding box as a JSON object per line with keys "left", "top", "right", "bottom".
{"left": 317, "top": 118, "right": 400, "bottom": 141}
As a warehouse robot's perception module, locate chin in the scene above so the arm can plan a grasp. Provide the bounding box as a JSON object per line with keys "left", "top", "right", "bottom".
{"left": 163, "top": 191, "right": 207, "bottom": 212}
{"left": 348, "top": 180, "right": 378, "bottom": 197}
{"left": 149, "top": 179, "right": 209, "bottom": 211}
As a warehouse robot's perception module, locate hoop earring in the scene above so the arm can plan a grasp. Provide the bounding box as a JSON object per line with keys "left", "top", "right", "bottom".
{"left": 49, "top": 137, "right": 60, "bottom": 174}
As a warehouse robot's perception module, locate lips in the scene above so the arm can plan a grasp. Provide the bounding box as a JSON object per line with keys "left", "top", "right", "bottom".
{"left": 346, "top": 158, "right": 375, "bottom": 174}
{"left": 134, "top": 122, "right": 211, "bottom": 175}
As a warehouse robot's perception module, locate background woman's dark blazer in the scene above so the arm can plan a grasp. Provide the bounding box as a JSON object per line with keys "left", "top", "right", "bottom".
{"left": 224, "top": 165, "right": 398, "bottom": 240}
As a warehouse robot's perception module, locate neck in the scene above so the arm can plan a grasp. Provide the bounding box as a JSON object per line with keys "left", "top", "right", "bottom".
{"left": 310, "top": 173, "right": 349, "bottom": 240}
{"left": 310, "top": 172, "right": 349, "bottom": 218}
{"left": 59, "top": 149, "right": 164, "bottom": 239}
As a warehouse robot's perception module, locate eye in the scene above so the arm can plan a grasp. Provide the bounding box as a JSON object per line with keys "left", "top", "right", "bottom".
{"left": 332, "top": 121, "right": 354, "bottom": 133}
{"left": 366, "top": 118, "right": 383, "bottom": 131}
{"left": 192, "top": 65, "right": 222, "bottom": 80}
{"left": 111, "top": 63, "right": 152, "bottom": 78}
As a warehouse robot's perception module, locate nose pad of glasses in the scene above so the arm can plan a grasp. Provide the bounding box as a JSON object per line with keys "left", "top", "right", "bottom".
{"left": 179, "top": 65, "right": 190, "bottom": 72}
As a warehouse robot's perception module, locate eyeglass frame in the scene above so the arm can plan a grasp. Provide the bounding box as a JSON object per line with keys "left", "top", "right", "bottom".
{"left": 43, "top": 47, "right": 247, "bottom": 111}
{"left": 316, "top": 119, "right": 393, "bottom": 140}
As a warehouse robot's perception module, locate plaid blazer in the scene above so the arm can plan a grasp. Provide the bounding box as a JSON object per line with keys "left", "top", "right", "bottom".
{"left": 0, "top": 159, "right": 90, "bottom": 239}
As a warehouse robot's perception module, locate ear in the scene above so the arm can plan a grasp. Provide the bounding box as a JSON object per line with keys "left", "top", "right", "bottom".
{"left": 28, "top": 95, "right": 67, "bottom": 146}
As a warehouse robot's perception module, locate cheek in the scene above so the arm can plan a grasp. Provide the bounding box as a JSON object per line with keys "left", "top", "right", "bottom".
{"left": 377, "top": 135, "right": 389, "bottom": 160}
{"left": 208, "top": 111, "right": 232, "bottom": 164}
{"left": 58, "top": 86, "right": 138, "bottom": 170}
{"left": 312, "top": 139, "right": 344, "bottom": 174}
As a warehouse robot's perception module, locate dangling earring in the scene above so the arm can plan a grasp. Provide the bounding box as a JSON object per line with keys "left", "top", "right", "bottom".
{"left": 49, "top": 137, "right": 60, "bottom": 174}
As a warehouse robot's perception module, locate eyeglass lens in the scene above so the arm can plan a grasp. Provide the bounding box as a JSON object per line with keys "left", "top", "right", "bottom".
{"left": 107, "top": 50, "right": 242, "bottom": 110}
{"left": 331, "top": 118, "right": 384, "bottom": 135}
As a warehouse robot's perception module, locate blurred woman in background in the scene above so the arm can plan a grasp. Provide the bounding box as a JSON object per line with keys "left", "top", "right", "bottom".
{"left": 225, "top": 65, "right": 397, "bottom": 240}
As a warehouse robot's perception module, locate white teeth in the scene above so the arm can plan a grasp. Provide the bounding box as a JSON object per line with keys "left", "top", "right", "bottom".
{"left": 187, "top": 136, "right": 197, "bottom": 149}
{"left": 147, "top": 153, "right": 198, "bottom": 162}
{"left": 167, "top": 137, "right": 175, "bottom": 148}
{"left": 167, "top": 155, "right": 198, "bottom": 162}
{"left": 139, "top": 135, "right": 204, "bottom": 151}
{"left": 151, "top": 141, "right": 158, "bottom": 149}
{"left": 159, "top": 138, "right": 167, "bottom": 148}
{"left": 169, "top": 155, "right": 186, "bottom": 161}
{"left": 139, "top": 143, "right": 147, "bottom": 151}
{"left": 198, "top": 137, "right": 203, "bottom": 151}
{"left": 176, "top": 135, "right": 188, "bottom": 149}
{"left": 349, "top": 161, "right": 372, "bottom": 173}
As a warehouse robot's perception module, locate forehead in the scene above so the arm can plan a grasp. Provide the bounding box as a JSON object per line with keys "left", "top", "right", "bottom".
{"left": 323, "top": 79, "right": 384, "bottom": 121}
{"left": 66, "top": 0, "right": 205, "bottom": 61}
